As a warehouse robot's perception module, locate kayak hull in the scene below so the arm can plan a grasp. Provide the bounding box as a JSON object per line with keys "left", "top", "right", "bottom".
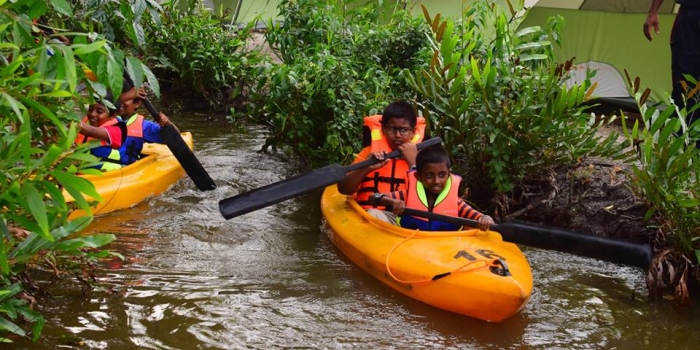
{"left": 321, "top": 185, "right": 532, "bottom": 322}
{"left": 66, "top": 132, "right": 191, "bottom": 219}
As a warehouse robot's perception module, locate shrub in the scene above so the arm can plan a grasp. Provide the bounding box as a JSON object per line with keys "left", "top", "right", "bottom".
{"left": 144, "top": 0, "right": 264, "bottom": 109}
{"left": 0, "top": 0, "right": 149, "bottom": 341}
{"left": 251, "top": 0, "right": 430, "bottom": 164}
{"left": 621, "top": 81, "right": 700, "bottom": 302}
{"left": 409, "top": 1, "right": 631, "bottom": 200}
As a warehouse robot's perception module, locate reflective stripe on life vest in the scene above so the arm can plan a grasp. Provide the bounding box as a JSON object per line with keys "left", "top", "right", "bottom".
{"left": 399, "top": 173, "right": 462, "bottom": 231}
{"left": 355, "top": 115, "right": 426, "bottom": 208}
{"left": 119, "top": 113, "right": 145, "bottom": 165}
{"left": 76, "top": 116, "right": 126, "bottom": 170}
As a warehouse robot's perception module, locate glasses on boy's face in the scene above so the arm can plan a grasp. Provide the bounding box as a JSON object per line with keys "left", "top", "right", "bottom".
{"left": 385, "top": 127, "right": 413, "bottom": 135}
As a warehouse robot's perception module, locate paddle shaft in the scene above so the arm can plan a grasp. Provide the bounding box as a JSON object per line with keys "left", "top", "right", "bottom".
{"left": 122, "top": 72, "right": 216, "bottom": 191}
{"left": 219, "top": 137, "right": 442, "bottom": 220}
{"left": 402, "top": 208, "right": 653, "bottom": 269}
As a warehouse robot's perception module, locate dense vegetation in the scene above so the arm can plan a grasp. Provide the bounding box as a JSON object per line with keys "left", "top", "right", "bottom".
{"left": 620, "top": 82, "right": 700, "bottom": 303}
{"left": 249, "top": 0, "right": 431, "bottom": 163}
{"left": 0, "top": 0, "right": 174, "bottom": 343}
{"left": 2, "top": 0, "right": 700, "bottom": 343}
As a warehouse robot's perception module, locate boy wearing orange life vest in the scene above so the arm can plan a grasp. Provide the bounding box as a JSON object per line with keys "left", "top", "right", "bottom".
{"left": 116, "top": 87, "right": 173, "bottom": 165}
{"left": 337, "top": 100, "right": 426, "bottom": 211}
{"left": 370, "top": 145, "right": 494, "bottom": 231}
{"left": 76, "top": 92, "right": 127, "bottom": 171}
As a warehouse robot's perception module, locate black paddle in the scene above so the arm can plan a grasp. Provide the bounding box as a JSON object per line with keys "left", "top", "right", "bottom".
{"left": 219, "top": 137, "right": 443, "bottom": 219}
{"left": 402, "top": 208, "right": 653, "bottom": 269}
{"left": 122, "top": 71, "right": 216, "bottom": 191}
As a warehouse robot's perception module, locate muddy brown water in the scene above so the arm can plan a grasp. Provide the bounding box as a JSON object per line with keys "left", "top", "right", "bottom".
{"left": 14, "top": 112, "right": 700, "bottom": 349}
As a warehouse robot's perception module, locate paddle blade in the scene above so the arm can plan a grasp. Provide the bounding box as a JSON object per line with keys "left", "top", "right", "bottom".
{"left": 219, "top": 164, "right": 348, "bottom": 219}
{"left": 496, "top": 221, "right": 653, "bottom": 269}
{"left": 219, "top": 137, "right": 443, "bottom": 220}
{"left": 160, "top": 124, "right": 217, "bottom": 191}
{"left": 123, "top": 69, "right": 216, "bottom": 191}
{"left": 401, "top": 208, "right": 652, "bottom": 269}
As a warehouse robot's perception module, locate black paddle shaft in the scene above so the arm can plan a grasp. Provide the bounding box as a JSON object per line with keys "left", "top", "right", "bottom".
{"left": 122, "top": 71, "right": 216, "bottom": 191}
{"left": 219, "top": 137, "right": 442, "bottom": 220}
{"left": 402, "top": 208, "right": 653, "bottom": 269}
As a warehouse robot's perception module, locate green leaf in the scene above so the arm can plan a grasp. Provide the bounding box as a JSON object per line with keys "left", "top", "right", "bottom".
{"left": 520, "top": 54, "right": 548, "bottom": 62}
{"left": 51, "top": 171, "right": 101, "bottom": 213}
{"left": 50, "top": 0, "right": 74, "bottom": 16}
{"left": 21, "top": 183, "right": 49, "bottom": 237}
{"left": 0, "top": 315, "right": 25, "bottom": 337}
{"left": 0, "top": 221, "right": 10, "bottom": 274}
{"left": 515, "top": 26, "right": 541, "bottom": 37}
{"left": 126, "top": 56, "right": 145, "bottom": 88}
{"left": 19, "top": 97, "right": 64, "bottom": 131}
{"left": 142, "top": 64, "right": 160, "bottom": 98}
{"left": 36, "top": 180, "right": 68, "bottom": 213}
{"left": 73, "top": 40, "right": 106, "bottom": 56}
{"left": 106, "top": 57, "right": 123, "bottom": 98}
{"left": 132, "top": 0, "right": 147, "bottom": 18}
{"left": 132, "top": 22, "right": 145, "bottom": 46}
{"left": 56, "top": 234, "right": 115, "bottom": 251}
{"left": 1, "top": 92, "right": 25, "bottom": 122}
{"left": 515, "top": 41, "right": 551, "bottom": 51}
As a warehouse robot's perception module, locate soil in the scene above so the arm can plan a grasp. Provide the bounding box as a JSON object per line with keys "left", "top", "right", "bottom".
{"left": 513, "top": 156, "right": 656, "bottom": 244}
{"left": 507, "top": 124, "right": 657, "bottom": 244}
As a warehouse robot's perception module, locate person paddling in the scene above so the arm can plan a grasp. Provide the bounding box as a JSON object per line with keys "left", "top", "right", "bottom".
{"left": 116, "top": 86, "right": 174, "bottom": 165}
{"left": 337, "top": 100, "right": 426, "bottom": 219}
{"left": 370, "top": 144, "right": 494, "bottom": 231}
{"left": 76, "top": 91, "right": 127, "bottom": 171}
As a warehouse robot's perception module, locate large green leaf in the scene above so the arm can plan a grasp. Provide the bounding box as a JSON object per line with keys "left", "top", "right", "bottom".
{"left": 20, "top": 183, "right": 49, "bottom": 238}
{"left": 49, "top": 0, "right": 73, "bottom": 17}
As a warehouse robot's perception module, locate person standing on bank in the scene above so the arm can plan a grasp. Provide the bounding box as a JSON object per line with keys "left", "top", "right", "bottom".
{"left": 644, "top": 0, "right": 700, "bottom": 126}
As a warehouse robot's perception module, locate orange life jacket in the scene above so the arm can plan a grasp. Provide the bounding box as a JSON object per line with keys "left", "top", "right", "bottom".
{"left": 400, "top": 173, "right": 462, "bottom": 231}
{"left": 119, "top": 113, "right": 145, "bottom": 164}
{"left": 355, "top": 115, "right": 426, "bottom": 208}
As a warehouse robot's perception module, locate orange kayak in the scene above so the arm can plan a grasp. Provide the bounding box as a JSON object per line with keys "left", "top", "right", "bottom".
{"left": 65, "top": 132, "right": 191, "bottom": 219}
{"left": 321, "top": 185, "right": 532, "bottom": 322}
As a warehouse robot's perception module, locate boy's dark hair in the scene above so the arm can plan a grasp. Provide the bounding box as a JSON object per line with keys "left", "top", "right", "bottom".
{"left": 382, "top": 100, "right": 417, "bottom": 128}
{"left": 416, "top": 144, "right": 450, "bottom": 173}
{"left": 93, "top": 90, "right": 118, "bottom": 116}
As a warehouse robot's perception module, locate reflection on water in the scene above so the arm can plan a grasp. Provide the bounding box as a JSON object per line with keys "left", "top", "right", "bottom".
{"left": 15, "top": 113, "right": 700, "bottom": 349}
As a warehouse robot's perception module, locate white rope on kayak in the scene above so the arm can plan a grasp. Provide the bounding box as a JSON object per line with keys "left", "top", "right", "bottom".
{"left": 91, "top": 166, "right": 126, "bottom": 216}
{"left": 384, "top": 228, "right": 500, "bottom": 285}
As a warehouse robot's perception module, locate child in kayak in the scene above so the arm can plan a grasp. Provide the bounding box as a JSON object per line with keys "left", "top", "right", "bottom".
{"left": 76, "top": 92, "right": 127, "bottom": 171}
{"left": 337, "top": 100, "right": 426, "bottom": 212}
{"left": 368, "top": 144, "right": 494, "bottom": 231}
{"left": 116, "top": 86, "right": 172, "bottom": 165}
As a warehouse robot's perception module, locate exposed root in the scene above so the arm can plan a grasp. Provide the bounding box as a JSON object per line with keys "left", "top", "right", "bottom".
{"left": 504, "top": 168, "right": 558, "bottom": 219}
{"left": 647, "top": 246, "right": 692, "bottom": 307}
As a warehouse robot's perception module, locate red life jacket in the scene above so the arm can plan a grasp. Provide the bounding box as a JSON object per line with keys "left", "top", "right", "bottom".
{"left": 400, "top": 173, "right": 462, "bottom": 231}
{"left": 76, "top": 117, "right": 125, "bottom": 171}
{"left": 75, "top": 116, "right": 120, "bottom": 146}
{"left": 355, "top": 115, "right": 426, "bottom": 208}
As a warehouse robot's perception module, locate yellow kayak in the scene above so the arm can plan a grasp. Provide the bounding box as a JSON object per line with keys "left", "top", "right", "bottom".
{"left": 321, "top": 185, "right": 533, "bottom": 322}
{"left": 66, "top": 132, "right": 191, "bottom": 219}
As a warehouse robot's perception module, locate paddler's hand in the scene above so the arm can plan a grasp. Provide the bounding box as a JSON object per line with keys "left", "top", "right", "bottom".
{"left": 367, "top": 151, "right": 389, "bottom": 170}
{"left": 398, "top": 142, "right": 418, "bottom": 167}
{"left": 478, "top": 215, "right": 495, "bottom": 231}
{"left": 158, "top": 112, "right": 172, "bottom": 127}
{"left": 390, "top": 199, "right": 406, "bottom": 216}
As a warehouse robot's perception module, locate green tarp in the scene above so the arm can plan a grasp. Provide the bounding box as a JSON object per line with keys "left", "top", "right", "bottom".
{"left": 208, "top": 0, "right": 675, "bottom": 102}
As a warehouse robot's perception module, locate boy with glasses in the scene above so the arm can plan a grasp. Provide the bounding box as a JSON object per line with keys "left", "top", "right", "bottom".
{"left": 337, "top": 100, "right": 426, "bottom": 216}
